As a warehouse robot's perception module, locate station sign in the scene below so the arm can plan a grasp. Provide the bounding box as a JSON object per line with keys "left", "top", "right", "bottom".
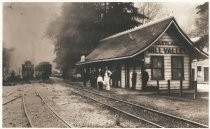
{"left": 148, "top": 40, "right": 186, "bottom": 54}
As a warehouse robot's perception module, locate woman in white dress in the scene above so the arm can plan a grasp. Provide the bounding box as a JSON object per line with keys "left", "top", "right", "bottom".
{"left": 104, "top": 67, "right": 112, "bottom": 90}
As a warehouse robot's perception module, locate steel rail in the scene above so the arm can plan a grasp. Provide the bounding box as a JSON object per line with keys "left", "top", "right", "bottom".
{"left": 3, "top": 96, "right": 22, "bottom": 105}
{"left": 5, "top": 89, "right": 18, "bottom": 97}
{"left": 66, "top": 83, "right": 209, "bottom": 128}
{"left": 22, "top": 93, "right": 33, "bottom": 127}
{"left": 34, "top": 86, "right": 73, "bottom": 128}
{"left": 71, "top": 90, "right": 163, "bottom": 128}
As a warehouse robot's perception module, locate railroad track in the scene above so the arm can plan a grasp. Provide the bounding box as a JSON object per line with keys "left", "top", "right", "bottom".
{"left": 71, "top": 90, "right": 162, "bottom": 128}
{"left": 22, "top": 92, "right": 33, "bottom": 127}
{"left": 4, "top": 88, "right": 19, "bottom": 97}
{"left": 3, "top": 89, "right": 31, "bottom": 127}
{"left": 3, "top": 87, "right": 22, "bottom": 101}
{"left": 3, "top": 88, "right": 23, "bottom": 106}
{"left": 34, "top": 87, "right": 73, "bottom": 128}
{"left": 63, "top": 82, "right": 208, "bottom": 128}
{"left": 21, "top": 85, "right": 72, "bottom": 128}
{"left": 3, "top": 96, "right": 22, "bottom": 105}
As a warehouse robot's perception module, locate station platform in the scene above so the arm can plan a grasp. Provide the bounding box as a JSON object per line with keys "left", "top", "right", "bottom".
{"left": 67, "top": 81, "right": 208, "bottom": 99}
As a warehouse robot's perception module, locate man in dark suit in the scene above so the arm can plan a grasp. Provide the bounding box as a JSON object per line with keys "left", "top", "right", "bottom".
{"left": 131, "top": 69, "right": 137, "bottom": 90}
{"left": 142, "top": 69, "right": 149, "bottom": 90}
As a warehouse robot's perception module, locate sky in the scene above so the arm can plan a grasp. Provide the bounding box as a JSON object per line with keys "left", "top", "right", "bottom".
{"left": 3, "top": 3, "right": 62, "bottom": 73}
{"left": 3, "top": 2, "right": 206, "bottom": 73}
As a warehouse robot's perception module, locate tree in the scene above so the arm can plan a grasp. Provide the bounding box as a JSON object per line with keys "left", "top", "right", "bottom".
{"left": 194, "top": 2, "right": 209, "bottom": 51}
{"left": 3, "top": 48, "right": 10, "bottom": 74}
{"left": 3, "top": 47, "right": 13, "bottom": 80}
{"left": 135, "top": 2, "right": 162, "bottom": 24}
{"left": 98, "top": 3, "right": 148, "bottom": 38}
{"left": 46, "top": 2, "right": 147, "bottom": 78}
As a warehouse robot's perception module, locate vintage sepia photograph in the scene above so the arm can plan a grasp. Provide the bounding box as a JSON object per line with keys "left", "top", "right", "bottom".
{"left": 2, "top": 1, "right": 209, "bottom": 128}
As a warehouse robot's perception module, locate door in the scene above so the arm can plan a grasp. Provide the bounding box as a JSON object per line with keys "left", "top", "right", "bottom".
{"left": 125, "top": 63, "right": 130, "bottom": 88}
{"left": 204, "top": 67, "right": 209, "bottom": 82}
{"left": 192, "top": 69, "right": 195, "bottom": 81}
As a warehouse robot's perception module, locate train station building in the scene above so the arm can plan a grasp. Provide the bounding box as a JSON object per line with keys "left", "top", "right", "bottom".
{"left": 77, "top": 16, "right": 208, "bottom": 90}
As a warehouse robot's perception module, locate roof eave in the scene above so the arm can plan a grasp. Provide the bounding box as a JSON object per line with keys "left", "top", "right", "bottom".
{"left": 76, "top": 17, "right": 208, "bottom": 66}
{"left": 76, "top": 19, "right": 174, "bottom": 66}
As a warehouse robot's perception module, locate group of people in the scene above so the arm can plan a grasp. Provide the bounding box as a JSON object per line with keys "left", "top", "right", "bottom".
{"left": 83, "top": 66, "right": 149, "bottom": 91}
{"left": 130, "top": 68, "right": 149, "bottom": 90}
{"left": 83, "top": 67, "right": 113, "bottom": 91}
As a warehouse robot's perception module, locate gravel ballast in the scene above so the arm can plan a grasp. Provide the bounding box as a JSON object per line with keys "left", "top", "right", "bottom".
{"left": 3, "top": 85, "right": 29, "bottom": 128}
{"left": 65, "top": 81, "right": 209, "bottom": 125}
{"left": 37, "top": 83, "right": 154, "bottom": 128}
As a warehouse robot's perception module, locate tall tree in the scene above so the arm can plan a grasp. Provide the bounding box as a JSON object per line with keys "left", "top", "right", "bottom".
{"left": 3, "top": 47, "right": 12, "bottom": 80}
{"left": 46, "top": 2, "right": 147, "bottom": 77}
{"left": 194, "top": 2, "right": 209, "bottom": 51}
{"left": 99, "top": 3, "right": 148, "bottom": 38}
{"left": 136, "top": 3, "right": 162, "bottom": 24}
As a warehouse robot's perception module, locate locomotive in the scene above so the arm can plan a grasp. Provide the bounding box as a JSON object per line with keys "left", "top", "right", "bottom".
{"left": 22, "top": 60, "right": 34, "bottom": 81}
{"left": 35, "top": 62, "right": 52, "bottom": 80}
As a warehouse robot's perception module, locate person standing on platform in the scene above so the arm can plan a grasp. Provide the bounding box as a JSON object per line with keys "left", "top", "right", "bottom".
{"left": 82, "top": 68, "right": 87, "bottom": 87}
{"left": 90, "top": 69, "right": 94, "bottom": 88}
{"left": 131, "top": 69, "right": 137, "bottom": 90}
{"left": 92, "top": 68, "right": 97, "bottom": 88}
{"left": 98, "top": 68, "right": 104, "bottom": 77}
{"left": 111, "top": 69, "right": 115, "bottom": 87}
{"left": 142, "top": 69, "right": 149, "bottom": 90}
{"left": 97, "top": 74, "right": 103, "bottom": 91}
{"left": 104, "top": 67, "right": 112, "bottom": 91}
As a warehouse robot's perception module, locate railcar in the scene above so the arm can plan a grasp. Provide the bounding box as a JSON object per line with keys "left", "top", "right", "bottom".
{"left": 35, "top": 62, "right": 52, "bottom": 80}
{"left": 22, "top": 60, "right": 34, "bottom": 81}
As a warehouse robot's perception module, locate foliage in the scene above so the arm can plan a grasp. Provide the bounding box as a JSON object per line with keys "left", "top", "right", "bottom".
{"left": 194, "top": 2, "right": 209, "bottom": 51}
{"left": 98, "top": 3, "right": 148, "bottom": 38}
{"left": 46, "top": 2, "right": 147, "bottom": 77}
{"left": 3, "top": 48, "right": 10, "bottom": 71}
{"left": 3, "top": 47, "right": 14, "bottom": 79}
{"left": 136, "top": 3, "right": 162, "bottom": 23}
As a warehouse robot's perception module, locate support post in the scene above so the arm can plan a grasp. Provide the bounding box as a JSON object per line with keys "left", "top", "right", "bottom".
{"left": 168, "top": 80, "right": 170, "bottom": 95}
{"left": 180, "top": 80, "right": 183, "bottom": 97}
{"left": 157, "top": 80, "right": 159, "bottom": 94}
{"left": 194, "top": 81, "right": 197, "bottom": 99}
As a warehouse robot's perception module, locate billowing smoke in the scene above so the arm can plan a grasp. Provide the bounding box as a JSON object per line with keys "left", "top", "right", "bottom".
{"left": 45, "top": 3, "right": 103, "bottom": 76}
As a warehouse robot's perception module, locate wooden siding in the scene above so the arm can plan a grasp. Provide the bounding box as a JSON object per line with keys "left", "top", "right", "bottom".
{"left": 121, "top": 65, "right": 125, "bottom": 88}
{"left": 145, "top": 32, "right": 190, "bottom": 89}
{"left": 135, "top": 65, "right": 142, "bottom": 90}
{"left": 121, "top": 63, "right": 142, "bottom": 90}
{"left": 129, "top": 66, "right": 133, "bottom": 88}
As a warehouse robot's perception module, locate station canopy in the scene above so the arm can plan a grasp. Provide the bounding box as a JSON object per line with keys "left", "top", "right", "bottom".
{"left": 77, "top": 16, "right": 208, "bottom": 65}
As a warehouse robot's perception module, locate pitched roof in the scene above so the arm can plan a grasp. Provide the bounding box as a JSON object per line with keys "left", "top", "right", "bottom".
{"left": 77, "top": 16, "right": 208, "bottom": 65}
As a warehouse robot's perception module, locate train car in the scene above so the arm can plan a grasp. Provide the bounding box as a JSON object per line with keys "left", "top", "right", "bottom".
{"left": 22, "top": 60, "right": 34, "bottom": 81}
{"left": 35, "top": 62, "right": 52, "bottom": 80}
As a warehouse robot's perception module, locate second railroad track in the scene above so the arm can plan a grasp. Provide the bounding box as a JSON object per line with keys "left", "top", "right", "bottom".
{"left": 64, "top": 82, "right": 208, "bottom": 128}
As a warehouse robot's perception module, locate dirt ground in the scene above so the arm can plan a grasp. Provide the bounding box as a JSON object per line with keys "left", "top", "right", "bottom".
{"left": 3, "top": 85, "right": 29, "bottom": 127}
{"left": 2, "top": 80, "right": 209, "bottom": 127}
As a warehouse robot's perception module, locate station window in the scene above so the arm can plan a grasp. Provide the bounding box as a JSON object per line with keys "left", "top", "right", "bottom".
{"left": 197, "top": 66, "right": 202, "bottom": 71}
{"left": 151, "top": 56, "right": 164, "bottom": 80}
{"left": 171, "top": 56, "right": 184, "bottom": 80}
{"left": 197, "top": 66, "right": 202, "bottom": 77}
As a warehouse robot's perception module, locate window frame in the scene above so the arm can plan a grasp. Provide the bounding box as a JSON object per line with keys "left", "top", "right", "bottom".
{"left": 151, "top": 56, "right": 164, "bottom": 80}
{"left": 171, "top": 56, "right": 184, "bottom": 80}
{"left": 197, "top": 66, "right": 202, "bottom": 71}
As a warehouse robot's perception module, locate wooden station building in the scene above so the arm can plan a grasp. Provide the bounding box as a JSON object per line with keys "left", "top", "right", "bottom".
{"left": 77, "top": 16, "right": 208, "bottom": 90}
